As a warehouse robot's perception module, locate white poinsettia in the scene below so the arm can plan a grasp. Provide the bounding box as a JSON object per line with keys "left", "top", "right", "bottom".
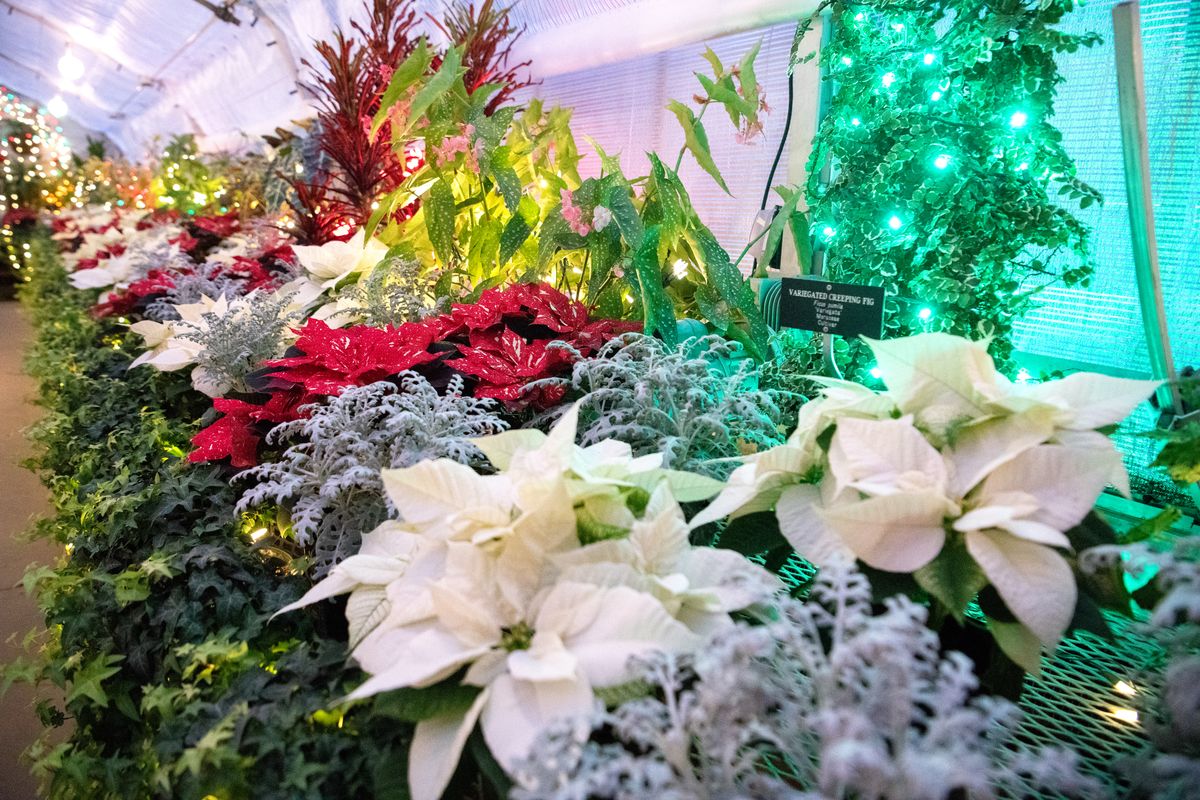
{"left": 351, "top": 557, "right": 702, "bottom": 800}
{"left": 779, "top": 416, "right": 1121, "bottom": 652}
{"left": 555, "top": 484, "right": 780, "bottom": 634}
{"left": 292, "top": 228, "right": 388, "bottom": 290}
{"left": 865, "top": 332, "right": 1004, "bottom": 436}
{"left": 689, "top": 382, "right": 892, "bottom": 530}
{"left": 279, "top": 404, "right": 772, "bottom": 800}
{"left": 127, "top": 294, "right": 228, "bottom": 372}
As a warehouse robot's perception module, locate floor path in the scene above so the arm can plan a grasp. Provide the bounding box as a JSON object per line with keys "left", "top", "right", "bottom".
{"left": 0, "top": 301, "right": 58, "bottom": 800}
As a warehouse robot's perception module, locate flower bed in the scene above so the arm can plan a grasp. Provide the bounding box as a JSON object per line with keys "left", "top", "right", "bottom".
{"left": 7, "top": 208, "right": 1197, "bottom": 800}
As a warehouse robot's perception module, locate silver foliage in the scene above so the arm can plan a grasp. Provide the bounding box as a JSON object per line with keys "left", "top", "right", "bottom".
{"left": 330, "top": 253, "right": 448, "bottom": 327}
{"left": 177, "top": 289, "right": 297, "bottom": 394}
{"left": 535, "top": 333, "right": 790, "bottom": 479}
{"left": 511, "top": 560, "right": 1104, "bottom": 800}
{"left": 1096, "top": 536, "right": 1200, "bottom": 798}
{"left": 145, "top": 265, "right": 245, "bottom": 321}
{"left": 236, "top": 375, "right": 508, "bottom": 575}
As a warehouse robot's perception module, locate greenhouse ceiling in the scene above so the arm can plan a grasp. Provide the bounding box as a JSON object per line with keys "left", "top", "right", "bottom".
{"left": 0, "top": 0, "right": 809, "bottom": 156}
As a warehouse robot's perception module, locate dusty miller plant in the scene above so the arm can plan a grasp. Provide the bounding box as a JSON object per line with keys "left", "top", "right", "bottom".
{"left": 331, "top": 252, "right": 448, "bottom": 327}
{"left": 236, "top": 375, "right": 507, "bottom": 574}
{"left": 1084, "top": 534, "right": 1200, "bottom": 798}
{"left": 535, "top": 333, "right": 789, "bottom": 479}
{"left": 177, "top": 289, "right": 298, "bottom": 395}
{"left": 145, "top": 265, "right": 246, "bottom": 321}
{"left": 511, "top": 559, "right": 1103, "bottom": 800}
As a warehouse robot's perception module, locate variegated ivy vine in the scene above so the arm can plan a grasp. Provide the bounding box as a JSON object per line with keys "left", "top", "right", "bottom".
{"left": 786, "top": 0, "right": 1101, "bottom": 381}
{"left": 366, "top": 39, "right": 772, "bottom": 358}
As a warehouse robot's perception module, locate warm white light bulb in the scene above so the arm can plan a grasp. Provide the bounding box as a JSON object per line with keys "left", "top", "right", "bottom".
{"left": 1009, "top": 110, "right": 1029, "bottom": 128}
{"left": 46, "top": 95, "right": 69, "bottom": 117}
{"left": 887, "top": 215, "right": 902, "bottom": 231}
{"left": 934, "top": 153, "right": 952, "bottom": 170}
{"left": 58, "top": 52, "right": 85, "bottom": 81}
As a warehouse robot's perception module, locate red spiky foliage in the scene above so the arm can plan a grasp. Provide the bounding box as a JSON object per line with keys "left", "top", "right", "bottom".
{"left": 285, "top": 177, "right": 351, "bottom": 245}
{"left": 292, "top": 0, "right": 420, "bottom": 242}
{"left": 429, "top": 0, "right": 536, "bottom": 114}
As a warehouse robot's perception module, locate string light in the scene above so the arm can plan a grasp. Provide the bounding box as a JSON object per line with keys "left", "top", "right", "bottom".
{"left": 917, "top": 306, "right": 933, "bottom": 321}
{"left": 57, "top": 52, "right": 85, "bottom": 81}
{"left": 933, "top": 153, "right": 952, "bottom": 170}
{"left": 886, "top": 214, "right": 903, "bottom": 231}
{"left": 1008, "top": 110, "right": 1029, "bottom": 129}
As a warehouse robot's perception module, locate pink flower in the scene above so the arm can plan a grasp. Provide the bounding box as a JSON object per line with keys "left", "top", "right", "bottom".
{"left": 560, "top": 188, "right": 592, "bottom": 237}
{"left": 433, "top": 124, "right": 476, "bottom": 168}
{"left": 736, "top": 119, "right": 765, "bottom": 145}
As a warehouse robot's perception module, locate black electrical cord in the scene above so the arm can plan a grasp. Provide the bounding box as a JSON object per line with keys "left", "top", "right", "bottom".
{"left": 759, "top": 67, "right": 796, "bottom": 212}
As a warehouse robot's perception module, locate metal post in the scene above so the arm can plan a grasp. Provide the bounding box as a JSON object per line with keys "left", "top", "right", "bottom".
{"left": 1112, "top": 1, "right": 1182, "bottom": 417}
{"left": 812, "top": 12, "right": 842, "bottom": 379}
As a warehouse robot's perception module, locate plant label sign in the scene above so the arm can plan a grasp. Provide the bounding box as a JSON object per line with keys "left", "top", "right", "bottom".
{"left": 779, "top": 277, "right": 884, "bottom": 338}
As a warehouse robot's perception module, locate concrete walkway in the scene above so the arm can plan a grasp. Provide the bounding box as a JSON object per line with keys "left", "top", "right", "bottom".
{"left": 0, "top": 301, "right": 56, "bottom": 800}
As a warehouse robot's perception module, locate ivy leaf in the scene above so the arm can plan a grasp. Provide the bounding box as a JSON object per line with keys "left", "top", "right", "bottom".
{"left": 666, "top": 100, "right": 730, "bottom": 194}
{"left": 632, "top": 225, "right": 678, "bottom": 347}
{"left": 66, "top": 653, "right": 124, "bottom": 708}
{"left": 424, "top": 179, "right": 458, "bottom": 264}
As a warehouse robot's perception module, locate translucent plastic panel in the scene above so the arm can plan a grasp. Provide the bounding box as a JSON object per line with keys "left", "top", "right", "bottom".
{"left": 514, "top": 23, "right": 796, "bottom": 256}
{"left": 1012, "top": 0, "right": 1200, "bottom": 377}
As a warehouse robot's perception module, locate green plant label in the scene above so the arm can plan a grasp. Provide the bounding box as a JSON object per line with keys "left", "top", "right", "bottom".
{"left": 779, "top": 277, "right": 884, "bottom": 338}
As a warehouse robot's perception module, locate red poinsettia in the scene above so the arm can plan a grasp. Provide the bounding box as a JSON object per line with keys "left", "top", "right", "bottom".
{"left": 428, "top": 283, "right": 639, "bottom": 409}
{"left": 266, "top": 318, "right": 441, "bottom": 400}
{"left": 451, "top": 327, "right": 573, "bottom": 408}
{"left": 92, "top": 269, "right": 179, "bottom": 318}
{"left": 192, "top": 213, "right": 241, "bottom": 238}
{"left": 1, "top": 207, "right": 35, "bottom": 227}
{"left": 220, "top": 256, "right": 281, "bottom": 293}
{"left": 187, "top": 386, "right": 309, "bottom": 468}
{"left": 170, "top": 231, "right": 200, "bottom": 253}
{"left": 188, "top": 398, "right": 265, "bottom": 469}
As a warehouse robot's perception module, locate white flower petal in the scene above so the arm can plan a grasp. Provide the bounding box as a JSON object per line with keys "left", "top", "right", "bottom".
{"left": 865, "top": 333, "right": 1000, "bottom": 426}
{"left": 965, "top": 529, "right": 1076, "bottom": 648}
{"left": 775, "top": 483, "right": 853, "bottom": 567}
{"left": 1025, "top": 372, "right": 1159, "bottom": 430}
{"left": 818, "top": 492, "right": 950, "bottom": 572}
{"left": 408, "top": 689, "right": 489, "bottom": 800}
{"left": 948, "top": 411, "right": 1056, "bottom": 496}
{"left": 978, "top": 444, "right": 1116, "bottom": 531}
{"left": 828, "top": 416, "right": 948, "bottom": 498}
{"left": 480, "top": 672, "right": 594, "bottom": 772}
{"left": 350, "top": 624, "right": 491, "bottom": 695}
{"left": 382, "top": 460, "right": 511, "bottom": 528}
{"left": 546, "top": 583, "right": 702, "bottom": 687}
